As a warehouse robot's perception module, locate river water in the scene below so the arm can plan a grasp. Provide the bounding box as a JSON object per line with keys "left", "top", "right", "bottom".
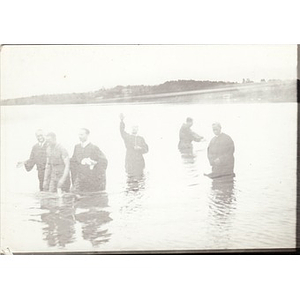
{"left": 0, "top": 101, "right": 297, "bottom": 252}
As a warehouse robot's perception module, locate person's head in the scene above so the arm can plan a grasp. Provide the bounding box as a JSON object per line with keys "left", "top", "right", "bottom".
{"left": 35, "top": 129, "right": 45, "bottom": 143}
{"left": 131, "top": 125, "right": 139, "bottom": 135}
{"left": 186, "top": 117, "right": 193, "bottom": 128}
{"left": 45, "top": 132, "right": 57, "bottom": 146}
{"left": 78, "top": 128, "right": 90, "bottom": 143}
{"left": 212, "top": 122, "right": 222, "bottom": 136}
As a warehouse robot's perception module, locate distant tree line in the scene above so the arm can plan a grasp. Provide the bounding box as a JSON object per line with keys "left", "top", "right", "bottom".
{"left": 99, "top": 80, "right": 237, "bottom": 99}
{"left": 1, "top": 79, "right": 294, "bottom": 105}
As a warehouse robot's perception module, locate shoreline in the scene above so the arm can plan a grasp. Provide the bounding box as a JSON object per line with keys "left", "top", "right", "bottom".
{"left": 1, "top": 81, "right": 296, "bottom": 106}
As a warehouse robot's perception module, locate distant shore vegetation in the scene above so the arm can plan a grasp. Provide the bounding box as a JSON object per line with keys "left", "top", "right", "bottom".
{"left": 1, "top": 79, "right": 296, "bottom": 105}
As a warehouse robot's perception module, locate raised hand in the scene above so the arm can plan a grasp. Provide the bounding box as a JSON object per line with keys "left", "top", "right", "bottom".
{"left": 119, "top": 113, "right": 125, "bottom": 121}
{"left": 16, "top": 161, "right": 24, "bottom": 168}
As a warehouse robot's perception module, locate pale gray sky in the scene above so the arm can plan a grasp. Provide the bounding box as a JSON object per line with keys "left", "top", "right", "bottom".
{"left": 0, "top": 45, "right": 297, "bottom": 100}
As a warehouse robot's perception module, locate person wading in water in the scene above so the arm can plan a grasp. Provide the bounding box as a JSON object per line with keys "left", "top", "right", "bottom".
{"left": 205, "top": 122, "right": 235, "bottom": 179}
{"left": 119, "top": 113, "right": 149, "bottom": 180}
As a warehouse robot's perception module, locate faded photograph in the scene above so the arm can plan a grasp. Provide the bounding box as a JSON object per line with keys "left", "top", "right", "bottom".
{"left": 0, "top": 45, "right": 297, "bottom": 253}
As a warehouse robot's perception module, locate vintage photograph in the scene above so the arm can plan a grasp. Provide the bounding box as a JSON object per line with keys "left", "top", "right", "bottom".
{"left": 0, "top": 45, "right": 297, "bottom": 253}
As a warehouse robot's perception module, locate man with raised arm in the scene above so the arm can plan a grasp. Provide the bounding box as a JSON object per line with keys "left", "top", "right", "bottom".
{"left": 119, "top": 113, "right": 148, "bottom": 178}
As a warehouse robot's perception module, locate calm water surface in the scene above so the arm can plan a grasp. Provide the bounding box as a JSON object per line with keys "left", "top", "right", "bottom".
{"left": 1, "top": 102, "right": 297, "bottom": 252}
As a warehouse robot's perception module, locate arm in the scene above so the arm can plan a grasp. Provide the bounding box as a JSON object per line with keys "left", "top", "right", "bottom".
{"left": 218, "top": 138, "right": 235, "bottom": 164}
{"left": 119, "top": 113, "right": 130, "bottom": 141}
{"left": 17, "top": 146, "right": 36, "bottom": 171}
{"left": 70, "top": 146, "right": 78, "bottom": 185}
{"left": 57, "top": 155, "right": 70, "bottom": 188}
{"left": 207, "top": 141, "right": 216, "bottom": 166}
{"left": 192, "top": 131, "right": 203, "bottom": 143}
{"left": 135, "top": 137, "right": 148, "bottom": 154}
{"left": 120, "top": 120, "right": 130, "bottom": 140}
{"left": 90, "top": 146, "right": 108, "bottom": 171}
{"left": 43, "top": 158, "right": 51, "bottom": 191}
{"left": 180, "top": 127, "right": 200, "bottom": 143}
{"left": 179, "top": 126, "right": 185, "bottom": 140}
{"left": 98, "top": 150, "right": 108, "bottom": 171}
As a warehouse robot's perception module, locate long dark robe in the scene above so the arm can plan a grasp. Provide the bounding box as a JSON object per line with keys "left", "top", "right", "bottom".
{"left": 207, "top": 133, "right": 235, "bottom": 178}
{"left": 24, "top": 143, "right": 47, "bottom": 191}
{"left": 120, "top": 121, "right": 148, "bottom": 178}
{"left": 70, "top": 143, "right": 108, "bottom": 192}
{"left": 178, "top": 123, "right": 202, "bottom": 154}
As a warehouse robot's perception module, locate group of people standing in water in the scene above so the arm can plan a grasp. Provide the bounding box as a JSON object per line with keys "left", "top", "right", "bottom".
{"left": 17, "top": 114, "right": 235, "bottom": 194}
{"left": 178, "top": 117, "right": 235, "bottom": 179}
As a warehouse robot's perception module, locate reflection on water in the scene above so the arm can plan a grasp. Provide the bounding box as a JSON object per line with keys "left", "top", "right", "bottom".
{"left": 40, "top": 195, "right": 76, "bottom": 248}
{"left": 211, "top": 177, "right": 236, "bottom": 203}
{"left": 2, "top": 103, "right": 296, "bottom": 251}
{"left": 179, "top": 147, "right": 195, "bottom": 160}
{"left": 180, "top": 149, "right": 202, "bottom": 188}
{"left": 75, "top": 192, "right": 112, "bottom": 246}
{"left": 38, "top": 192, "right": 112, "bottom": 248}
{"left": 208, "top": 177, "right": 237, "bottom": 248}
{"left": 180, "top": 152, "right": 196, "bottom": 164}
{"left": 126, "top": 174, "right": 146, "bottom": 193}
{"left": 119, "top": 174, "right": 147, "bottom": 216}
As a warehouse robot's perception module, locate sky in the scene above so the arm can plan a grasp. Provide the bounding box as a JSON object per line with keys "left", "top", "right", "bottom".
{"left": 0, "top": 45, "right": 297, "bottom": 100}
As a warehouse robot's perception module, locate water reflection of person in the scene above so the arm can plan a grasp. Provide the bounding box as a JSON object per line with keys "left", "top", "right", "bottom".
{"left": 178, "top": 117, "right": 203, "bottom": 157}
{"left": 126, "top": 173, "right": 146, "bottom": 193}
{"left": 40, "top": 195, "right": 76, "bottom": 248}
{"left": 211, "top": 177, "right": 235, "bottom": 203}
{"left": 119, "top": 113, "right": 149, "bottom": 190}
{"left": 208, "top": 177, "right": 236, "bottom": 247}
{"left": 75, "top": 192, "right": 112, "bottom": 246}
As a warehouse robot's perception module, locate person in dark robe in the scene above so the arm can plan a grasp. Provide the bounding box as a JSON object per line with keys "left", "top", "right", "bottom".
{"left": 205, "top": 122, "right": 235, "bottom": 179}
{"left": 17, "top": 129, "right": 47, "bottom": 191}
{"left": 43, "top": 132, "right": 71, "bottom": 193}
{"left": 70, "top": 128, "right": 108, "bottom": 192}
{"left": 119, "top": 113, "right": 148, "bottom": 179}
{"left": 178, "top": 117, "right": 203, "bottom": 155}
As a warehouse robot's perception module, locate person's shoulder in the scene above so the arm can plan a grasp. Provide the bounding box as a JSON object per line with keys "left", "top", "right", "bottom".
{"left": 222, "top": 133, "right": 234, "bottom": 141}
{"left": 209, "top": 136, "right": 216, "bottom": 144}
{"left": 56, "top": 143, "right": 67, "bottom": 151}
{"left": 89, "top": 143, "right": 101, "bottom": 150}
{"left": 181, "top": 123, "right": 188, "bottom": 129}
{"left": 137, "top": 135, "right": 145, "bottom": 141}
{"left": 57, "top": 144, "right": 69, "bottom": 158}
